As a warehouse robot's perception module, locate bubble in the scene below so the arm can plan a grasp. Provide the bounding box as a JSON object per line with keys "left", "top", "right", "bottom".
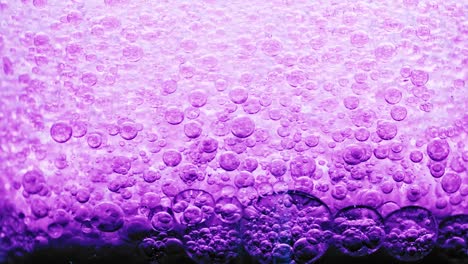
{"left": 242, "top": 98, "right": 261, "bottom": 114}
{"left": 219, "top": 152, "right": 240, "bottom": 171}
{"left": 215, "top": 197, "right": 243, "bottom": 224}
{"left": 269, "top": 159, "right": 287, "bottom": 177}
{"left": 409, "top": 150, "right": 423, "bottom": 163}
{"left": 87, "top": 132, "right": 103, "bottom": 148}
{"left": 286, "top": 70, "right": 306, "bottom": 87}
{"left": 427, "top": 139, "right": 450, "bottom": 161}
{"left": 390, "top": 105, "right": 407, "bottom": 121}
{"left": 173, "top": 189, "right": 215, "bottom": 226}
{"left": 71, "top": 121, "right": 87, "bottom": 138}
{"left": 333, "top": 206, "right": 385, "bottom": 256}
{"left": 234, "top": 171, "right": 255, "bottom": 188}
{"left": 374, "top": 43, "right": 395, "bottom": 60}
{"left": 231, "top": 116, "right": 255, "bottom": 138}
{"left": 179, "top": 164, "right": 203, "bottom": 184}
{"left": 242, "top": 157, "right": 258, "bottom": 172}
{"left": 120, "top": 122, "right": 138, "bottom": 140}
{"left": 304, "top": 135, "right": 319, "bottom": 147}
{"left": 384, "top": 88, "right": 402, "bottom": 105}
{"left": 112, "top": 156, "right": 132, "bottom": 175}
{"left": 165, "top": 107, "right": 185, "bottom": 125}
{"left": 188, "top": 89, "right": 208, "bottom": 107}
{"left": 354, "top": 128, "right": 370, "bottom": 142}
{"left": 183, "top": 122, "right": 202, "bottom": 139}
{"left": 91, "top": 202, "right": 124, "bottom": 232}
{"left": 229, "top": 87, "right": 249, "bottom": 104}
{"left": 47, "top": 223, "right": 63, "bottom": 239}
{"left": 381, "top": 181, "right": 394, "bottom": 194}
{"left": 81, "top": 72, "right": 97, "bottom": 86}
{"left": 383, "top": 206, "right": 437, "bottom": 262}
{"left": 272, "top": 243, "right": 293, "bottom": 262}
{"left": 199, "top": 137, "right": 218, "bottom": 153}
{"left": 437, "top": 214, "right": 468, "bottom": 259}
{"left": 31, "top": 198, "right": 49, "bottom": 219}
{"left": 290, "top": 156, "right": 316, "bottom": 178}
{"left": 376, "top": 121, "right": 397, "bottom": 140}
{"left": 76, "top": 188, "right": 90, "bottom": 203}
{"left": 342, "top": 144, "right": 372, "bottom": 165}
{"left": 161, "top": 79, "right": 178, "bottom": 94}
{"left": 22, "top": 170, "right": 45, "bottom": 195}
{"left": 332, "top": 184, "right": 348, "bottom": 200}
{"left": 343, "top": 96, "right": 359, "bottom": 110}
{"left": 429, "top": 161, "right": 445, "bottom": 178}
{"left": 50, "top": 122, "right": 72, "bottom": 143}
{"left": 151, "top": 211, "right": 174, "bottom": 232}
{"left": 441, "top": 173, "right": 461, "bottom": 194}
{"left": 261, "top": 38, "right": 283, "bottom": 56}
{"left": 162, "top": 149, "right": 182, "bottom": 167}
{"left": 122, "top": 45, "right": 143, "bottom": 62}
{"left": 373, "top": 144, "right": 389, "bottom": 159}
{"left": 410, "top": 70, "right": 429, "bottom": 86}
{"left": 350, "top": 31, "right": 369, "bottom": 47}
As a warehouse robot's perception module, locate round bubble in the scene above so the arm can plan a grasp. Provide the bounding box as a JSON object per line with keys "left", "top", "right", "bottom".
{"left": 383, "top": 206, "right": 437, "bottom": 262}
{"left": 50, "top": 122, "right": 73, "bottom": 143}
{"left": 333, "top": 205, "right": 385, "bottom": 256}
{"left": 437, "top": 214, "right": 468, "bottom": 259}
{"left": 231, "top": 116, "right": 255, "bottom": 138}
{"left": 91, "top": 202, "right": 124, "bottom": 232}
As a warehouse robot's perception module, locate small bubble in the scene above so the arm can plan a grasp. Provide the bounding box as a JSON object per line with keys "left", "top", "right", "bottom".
{"left": 165, "top": 107, "right": 185, "bottom": 125}
{"left": 50, "top": 122, "right": 73, "bottom": 143}
{"left": 343, "top": 96, "right": 359, "bottom": 110}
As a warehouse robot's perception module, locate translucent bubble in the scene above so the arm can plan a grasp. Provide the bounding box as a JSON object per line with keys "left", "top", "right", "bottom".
{"left": 290, "top": 156, "right": 316, "bottom": 178}
{"left": 354, "top": 128, "right": 370, "bottom": 141}
{"left": 22, "top": 170, "right": 45, "bottom": 195}
{"left": 112, "top": 156, "right": 132, "bottom": 175}
{"left": 47, "top": 223, "right": 63, "bottom": 239}
{"left": 71, "top": 121, "right": 87, "bottom": 138}
{"left": 165, "top": 107, "right": 185, "bottom": 125}
{"left": 332, "top": 184, "right": 348, "bottom": 200}
{"left": 91, "top": 202, "right": 124, "bottom": 232}
{"left": 229, "top": 87, "right": 249, "bottom": 104}
{"left": 343, "top": 96, "right": 359, "bottom": 110}
{"left": 151, "top": 211, "right": 174, "bottom": 232}
{"left": 119, "top": 122, "right": 138, "bottom": 140}
{"left": 215, "top": 197, "right": 243, "bottom": 224}
{"left": 390, "top": 105, "right": 407, "bottom": 121}
{"left": 31, "top": 198, "right": 49, "bottom": 219}
{"left": 184, "top": 122, "right": 202, "bottom": 138}
{"left": 441, "top": 173, "right": 461, "bottom": 194}
{"left": 234, "top": 171, "right": 255, "bottom": 188}
{"left": 219, "top": 151, "right": 240, "bottom": 171}
{"left": 173, "top": 189, "right": 215, "bottom": 226}
{"left": 261, "top": 38, "right": 283, "bottom": 57}
{"left": 427, "top": 139, "right": 450, "bottom": 161}
{"left": 437, "top": 214, "right": 468, "bottom": 259}
{"left": 269, "top": 159, "right": 287, "bottom": 177}
{"left": 242, "top": 157, "right": 258, "bottom": 172}
{"left": 143, "top": 170, "right": 160, "bottom": 183}
{"left": 231, "top": 116, "right": 255, "bottom": 138}
{"left": 384, "top": 88, "right": 402, "bottom": 105}
{"left": 162, "top": 149, "right": 182, "bottom": 167}
{"left": 50, "top": 122, "right": 72, "bottom": 143}
{"left": 333, "top": 206, "right": 385, "bottom": 256}
{"left": 410, "top": 70, "right": 429, "bottom": 86}
{"left": 342, "top": 144, "right": 372, "bottom": 165}
{"left": 188, "top": 89, "right": 208, "bottom": 107}
{"left": 383, "top": 206, "right": 437, "bottom": 262}
{"left": 376, "top": 121, "right": 398, "bottom": 140}
{"left": 199, "top": 137, "right": 218, "bottom": 153}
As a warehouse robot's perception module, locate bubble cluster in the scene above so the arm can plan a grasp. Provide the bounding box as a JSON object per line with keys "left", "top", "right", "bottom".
{"left": 0, "top": 0, "right": 466, "bottom": 263}
{"left": 383, "top": 206, "right": 438, "bottom": 262}
{"left": 242, "top": 191, "right": 332, "bottom": 263}
{"left": 332, "top": 206, "right": 385, "bottom": 256}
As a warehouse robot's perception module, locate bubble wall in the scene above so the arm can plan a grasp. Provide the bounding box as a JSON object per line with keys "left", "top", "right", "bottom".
{"left": 0, "top": 0, "right": 467, "bottom": 263}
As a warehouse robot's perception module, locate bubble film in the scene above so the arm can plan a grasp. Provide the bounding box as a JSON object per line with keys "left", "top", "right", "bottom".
{"left": 0, "top": 0, "right": 467, "bottom": 263}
